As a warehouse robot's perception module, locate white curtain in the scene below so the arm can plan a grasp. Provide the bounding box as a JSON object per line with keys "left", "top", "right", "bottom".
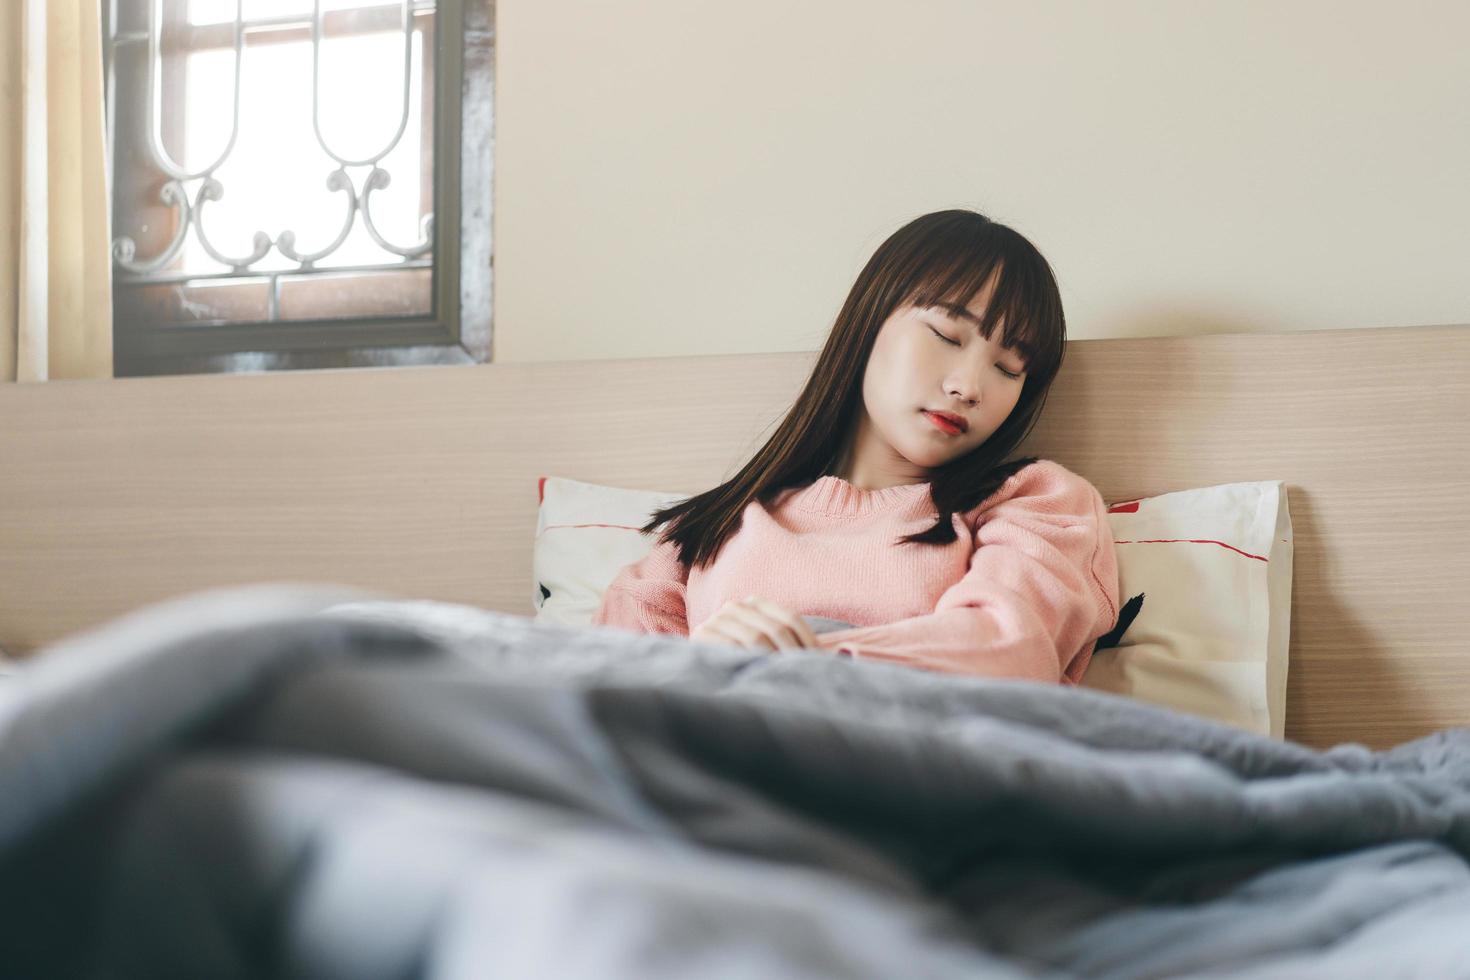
{"left": 0, "top": 0, "right": 113, "bottom": 383}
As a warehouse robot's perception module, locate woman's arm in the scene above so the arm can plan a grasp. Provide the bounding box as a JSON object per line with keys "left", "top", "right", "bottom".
{"left": 592, "top": 537, "right": 690, "bottom": 636}
{"left": 814, "top": 464, "right": 1120, "bottom": 685}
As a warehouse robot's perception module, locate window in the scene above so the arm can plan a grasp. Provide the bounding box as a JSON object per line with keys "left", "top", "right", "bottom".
{"left": 101, "top": 0, "right": 493, "bottom": 375}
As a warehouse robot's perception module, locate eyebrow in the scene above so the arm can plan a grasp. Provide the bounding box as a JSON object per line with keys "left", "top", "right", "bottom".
{"left": 931, "top": 303, "right": 1034, "bottom": 363}
{"left": 934, "top": 303, "right": 985, "bottom": 328}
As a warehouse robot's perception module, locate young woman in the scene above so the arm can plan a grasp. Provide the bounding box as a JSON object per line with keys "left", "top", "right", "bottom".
{"left": 592, "top": 209, "right": 1120, "bottom": 686}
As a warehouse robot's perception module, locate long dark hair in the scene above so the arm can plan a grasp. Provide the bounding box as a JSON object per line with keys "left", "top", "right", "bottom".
{"left": 643, "top": 208, "right": 1067, "bottom": 570}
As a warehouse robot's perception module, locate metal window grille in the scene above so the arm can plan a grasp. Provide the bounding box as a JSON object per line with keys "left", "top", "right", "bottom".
{"left": 102, "top": 0, "right": 493, "bottom": 374}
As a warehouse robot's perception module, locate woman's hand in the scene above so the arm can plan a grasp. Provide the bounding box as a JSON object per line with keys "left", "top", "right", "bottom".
{"left": 690, "top": 595, "right": 822, "bottom": 652}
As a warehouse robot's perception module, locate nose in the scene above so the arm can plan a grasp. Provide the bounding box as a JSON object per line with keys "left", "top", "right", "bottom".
{"left": 946, "top": 375, "right": 982, "bottom": 408}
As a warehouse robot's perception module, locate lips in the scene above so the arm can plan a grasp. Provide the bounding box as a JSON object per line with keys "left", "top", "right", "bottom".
{"left": 923, "top": 410, "right": 968, "bottom": 434}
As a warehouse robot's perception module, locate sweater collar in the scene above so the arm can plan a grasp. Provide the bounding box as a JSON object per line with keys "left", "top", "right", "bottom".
{"left": 786, "top": 475, "right": 932, "bottom": 517}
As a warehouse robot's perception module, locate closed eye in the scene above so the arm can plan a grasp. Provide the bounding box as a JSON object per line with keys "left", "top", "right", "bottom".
{"left": 928, "top": 325, "right": 961, "bottom": 347}
{"left": 928, "top": 326, "right": 1023, "bottom": 380}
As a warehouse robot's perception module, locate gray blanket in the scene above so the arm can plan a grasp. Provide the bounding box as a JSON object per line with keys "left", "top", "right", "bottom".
{"left": 2, "top": 584, "right": 1468, "bottom": 979}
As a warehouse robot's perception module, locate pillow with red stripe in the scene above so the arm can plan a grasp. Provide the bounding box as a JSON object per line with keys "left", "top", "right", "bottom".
{"left": 1081, "top": 481, "right": 1292, "bottom": 739}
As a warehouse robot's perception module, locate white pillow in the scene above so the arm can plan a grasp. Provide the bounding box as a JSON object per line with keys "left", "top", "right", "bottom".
{"left": 532, "top": 474, "right": 1292, "bottom": 738}
{"left": 1081, "top": 481, "right": 1293, "bottom": 739}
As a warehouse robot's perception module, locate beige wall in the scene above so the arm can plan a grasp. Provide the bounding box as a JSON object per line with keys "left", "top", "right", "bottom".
{"left": 493, "top": 0, "right": 1470, "bottom": 363}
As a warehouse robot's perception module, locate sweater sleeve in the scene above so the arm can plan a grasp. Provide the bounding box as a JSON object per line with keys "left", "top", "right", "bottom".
{"left": 591, "top": 537, "right": 691, "bottom": 637}
{"left": 813, "top": 465, "right": 1120, "bottom": 685}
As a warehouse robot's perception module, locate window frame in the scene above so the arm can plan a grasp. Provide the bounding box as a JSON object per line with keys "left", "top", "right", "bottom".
{"left": 102, "top": 0, "right": 494, "bottom": 375}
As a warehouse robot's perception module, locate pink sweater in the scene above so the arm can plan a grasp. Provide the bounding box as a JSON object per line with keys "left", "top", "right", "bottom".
{"left": 591, "top": 459, "right": 1120, "bottom": 686}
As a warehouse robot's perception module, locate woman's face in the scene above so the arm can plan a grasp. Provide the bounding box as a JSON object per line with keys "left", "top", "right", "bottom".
{"left": 835, "top": 274, "right": 1028, "bottom": 488}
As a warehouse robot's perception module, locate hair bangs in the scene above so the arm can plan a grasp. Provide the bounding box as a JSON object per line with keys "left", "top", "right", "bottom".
{"left": 905, "top": 252, "right": 1045, "bottom": 368}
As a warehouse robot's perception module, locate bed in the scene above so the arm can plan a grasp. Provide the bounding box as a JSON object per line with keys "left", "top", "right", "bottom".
{"left": 1, "top": 323, "right": 1468, "bottom": 977}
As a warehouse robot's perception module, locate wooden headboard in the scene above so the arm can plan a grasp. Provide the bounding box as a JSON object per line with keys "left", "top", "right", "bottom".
{"left": 2, "top": 323, "right": 1467, "bottom": 750}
